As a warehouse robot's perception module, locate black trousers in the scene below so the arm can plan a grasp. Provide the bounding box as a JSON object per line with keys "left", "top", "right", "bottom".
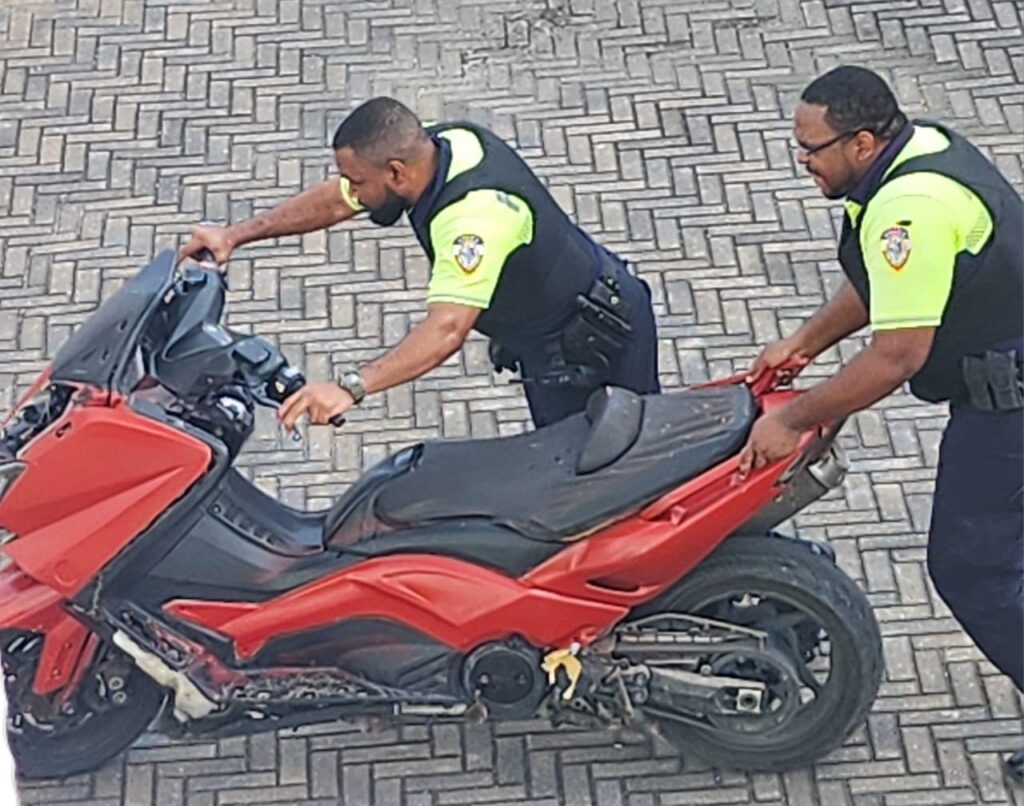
{"left": 519, "top": 262, "right": 660, "bottom": 428}
{"left": 927, "top": 403, "right": 1024, "bottom": 690}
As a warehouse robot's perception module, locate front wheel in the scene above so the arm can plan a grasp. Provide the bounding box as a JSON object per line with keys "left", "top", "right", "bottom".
{"left": 628, "top": 535, "right": 882, "bottom": 772}
{"left": 3, "top": 632, "right": 165, "bottom": 778}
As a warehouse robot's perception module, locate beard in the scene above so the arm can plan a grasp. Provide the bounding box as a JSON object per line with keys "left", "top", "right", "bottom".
{"left": 367, "top": 190, "right": 407, "bottom": 227}
{"left": 822, "top": 180, "right": 855, "bottom": 200}
{"left": 809, "top": 168, "right": 856, "bottom": 200}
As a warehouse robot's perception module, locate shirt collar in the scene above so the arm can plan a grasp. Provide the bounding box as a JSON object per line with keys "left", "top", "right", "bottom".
{"left": 409, "top": 136, "right": 451, "bottom": 231}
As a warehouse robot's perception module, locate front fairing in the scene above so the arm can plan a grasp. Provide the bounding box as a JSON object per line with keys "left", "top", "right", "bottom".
{"left": 50, "top": 250, "right": 176, "bottom": 397}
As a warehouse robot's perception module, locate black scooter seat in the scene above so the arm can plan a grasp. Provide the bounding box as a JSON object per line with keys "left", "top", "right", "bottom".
{"left": 371, "top": 385, "right": 755, "bottom": 540}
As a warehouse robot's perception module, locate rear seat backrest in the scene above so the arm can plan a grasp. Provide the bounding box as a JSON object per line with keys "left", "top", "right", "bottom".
{"left": 575, "top": 386, "right": 645, "bottom": 475}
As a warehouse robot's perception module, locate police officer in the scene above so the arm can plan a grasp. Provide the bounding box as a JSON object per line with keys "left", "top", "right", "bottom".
{"left": 737, "top": 66, "right": 1023, "bottom": 779}
{"left": 179, "top": 98, "right": 659, "bottom": 429}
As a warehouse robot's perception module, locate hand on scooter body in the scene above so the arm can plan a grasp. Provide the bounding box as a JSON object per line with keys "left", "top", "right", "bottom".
{"left": 736, "top": 409, "right": 803, "bottom": 479}
{"left": 737, "top": 348, "right": 813, "bottom": 477}
{"left": 747, "top": 336, "right": 811, "bottom": 385}
{"left": 747, "top": 280, "right": 867, "bottom": 387}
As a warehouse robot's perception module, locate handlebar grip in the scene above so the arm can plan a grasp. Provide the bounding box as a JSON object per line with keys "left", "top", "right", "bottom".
{"left": 193, "top": 247, "right": 218, "bottom": 265}
{"left": 266, "top": 367, "right": 346, "bottom": 429}
{"left": 266, "top": 366, "right": 305, "bottom": 403}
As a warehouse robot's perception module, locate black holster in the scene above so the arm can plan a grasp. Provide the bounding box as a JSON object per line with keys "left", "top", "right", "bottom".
{"left": 489, "top": 268, "right": 634, "bottom": 390}
{"left": 563, "top": 273, "right": 632, "bottom": 364}
{"left": 488, "top": 341, "right": 521, "bottom": 374}
{"left": 961, "top": 349, "right": 1024, "bottom": 411}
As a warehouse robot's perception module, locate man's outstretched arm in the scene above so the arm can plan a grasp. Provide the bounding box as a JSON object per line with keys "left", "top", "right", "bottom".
{"left": 277, "top": 303, "right": 481, "bottom": 431}
{"left": 178, "top": 179, "right": 360, "bottom": 263}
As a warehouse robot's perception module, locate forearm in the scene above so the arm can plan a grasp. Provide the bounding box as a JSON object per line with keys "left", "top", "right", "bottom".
{"left": 793, "top": 280, "right": 869, "bottom": 358}
{"left": 778, "top": 342, "right": 913, "bottom": 431}
{"left": 228, "top": 180, "right": 355, "bottom": 248}
{"left": 359, "top": 318, "right": 467, "bottom": 396}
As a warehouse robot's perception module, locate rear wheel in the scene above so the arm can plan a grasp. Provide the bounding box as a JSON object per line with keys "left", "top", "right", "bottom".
{"left": 628, "top": 536, "right": 882, "bottom": 771}
{"left": 3, "top": 632, "right": 165, "bottom": 778}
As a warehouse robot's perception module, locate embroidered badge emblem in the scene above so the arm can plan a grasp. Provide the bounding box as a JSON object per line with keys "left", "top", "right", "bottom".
{"left": 881, "top": 225, "right": 912, "bottom": 270}
{"left": 453, "top": 234, "right": 485, "bottom": 273}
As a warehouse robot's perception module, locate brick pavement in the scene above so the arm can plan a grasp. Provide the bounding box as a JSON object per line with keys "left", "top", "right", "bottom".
{"left": 2, "top": 0, "right": 1023, "bottom": 803}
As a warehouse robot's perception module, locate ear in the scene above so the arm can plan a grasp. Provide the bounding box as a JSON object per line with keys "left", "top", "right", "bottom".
{"left": 851, "top": 130, "right": 878, "bottom": 163}
{"left": 386, "top": 159, "right": 409, "bottom": 187}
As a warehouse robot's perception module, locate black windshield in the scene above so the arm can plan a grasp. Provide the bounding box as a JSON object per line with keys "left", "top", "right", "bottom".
{"left": 51, "top": 250, "right": 176, "bottom": 392}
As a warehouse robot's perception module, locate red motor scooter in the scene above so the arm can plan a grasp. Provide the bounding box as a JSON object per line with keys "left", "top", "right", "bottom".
{"left": 0, "top": 251, "right": 881, "bottom": 778}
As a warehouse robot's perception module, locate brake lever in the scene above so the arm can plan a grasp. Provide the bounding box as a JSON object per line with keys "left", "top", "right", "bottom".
{"left": 258, "top": 397, "right": 346, "bottom": 441}
{"left": 283, "top": 415, "right": 345, "bottom": 443}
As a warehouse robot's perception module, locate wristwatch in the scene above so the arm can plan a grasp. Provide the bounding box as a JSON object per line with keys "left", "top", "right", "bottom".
{"left": 337, "top": 369, "right": 366, "bottom": 405}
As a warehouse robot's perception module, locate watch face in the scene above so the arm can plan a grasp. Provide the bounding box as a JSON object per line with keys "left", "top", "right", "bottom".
{"left": 341, "top": 372, "right": 365, "bottom": 402}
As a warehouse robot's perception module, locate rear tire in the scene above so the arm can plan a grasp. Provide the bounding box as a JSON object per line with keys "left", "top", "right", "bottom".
{"left": 3, "top": 633, "right": 165, "bottom": 779}
{"left": 633, "top": 535, "right": 882, "bottom": 772}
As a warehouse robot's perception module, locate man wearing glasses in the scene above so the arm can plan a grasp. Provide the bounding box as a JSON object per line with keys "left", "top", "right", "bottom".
{"left": 738, "top": 65, "right": 1023, "bottom": 780}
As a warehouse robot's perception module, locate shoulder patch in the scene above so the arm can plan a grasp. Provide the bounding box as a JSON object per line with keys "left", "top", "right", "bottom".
{"left": 881, "top": 225, "right": 912, "bottom": 270}
{"left": 453, "top": 234, "right": 485, "bottom": 273}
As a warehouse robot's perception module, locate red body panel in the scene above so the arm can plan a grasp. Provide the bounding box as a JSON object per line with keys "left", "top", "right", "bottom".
{"left": 0, "top": 566, "right": 92, "bottom": 694}
{"left": 0, "top": 566, "right": 64, "bottom": 631}
{"left": 33, "top": 611, "right": 93, "bottom": 696}
{"left": 165, "top": 555, "right": 629, "bottom": 659}
{"left": 1, "top": 401, "right": 211, "bottom": 596}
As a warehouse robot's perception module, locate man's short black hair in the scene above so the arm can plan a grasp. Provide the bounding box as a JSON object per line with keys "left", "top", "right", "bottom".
{"left": 331, "top": 97, "right": 426, "bottom": 164}
{"left": 801, "top": 66, "right": 907, "bottom": 140}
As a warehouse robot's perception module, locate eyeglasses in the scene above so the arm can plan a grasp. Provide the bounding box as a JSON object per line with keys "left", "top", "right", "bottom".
{"left": 794, "top": 130, "right": 858, "bottom": 157}
{"left": 794, "top": 111, "right": 902, "bottom": 157}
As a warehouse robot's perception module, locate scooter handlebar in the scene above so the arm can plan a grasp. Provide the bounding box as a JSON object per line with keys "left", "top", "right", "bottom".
{"left": 163, "top": 253, "right": 345, "bottom": 429}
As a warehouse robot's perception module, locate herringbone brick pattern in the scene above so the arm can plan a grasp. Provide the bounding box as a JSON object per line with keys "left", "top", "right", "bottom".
{"left": 3, "top": 0, "right": 1022, "bottom": 803}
